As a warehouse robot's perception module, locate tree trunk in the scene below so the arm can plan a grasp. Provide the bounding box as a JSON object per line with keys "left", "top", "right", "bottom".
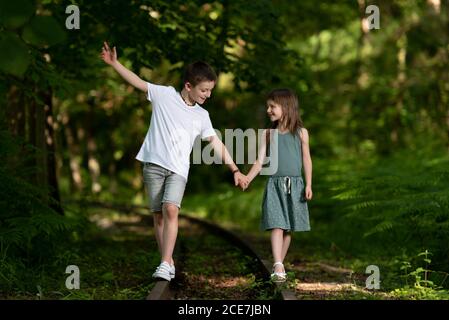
{"left": 35, "top": 88, "right": 48, "bottom": 198}
{"left": 390, "top": 33, "right": 407, "bottom": 147}
{"left": 6, "top": 85, "right": 25, "bottom": 138}
{"left": 356, "top": 0, "right": 370, "bottom": 89}
{"left": 216, "top": 0, "right": 229, "bottom": 77}
{"left": 87, "top": 136, "right": 101, "bottom": 194}
{"left": 108, "top": 162, "right": 118, "bottom": 195}
{"left": 426, "top": 0, "right": 448, "bottom": 151}
{"left": 27, "top": 91, "right": 38, "bottom": 185}
{"left": 62, "top": 111, "right": 84, "bottom": 192}
{"left": 42, "top": 90, "right": 64, "bottom": 214}
{"left": 23, "top": 85, "right": 64, "bottom": 214}
{"left": 441, "top": 0, "right": 449, "bottom": 152}
{"left": 87, "top": 99, "right": 101, "bottom": 194}
{"left": 353, "top": 0, "right": 370, "bottom": 152}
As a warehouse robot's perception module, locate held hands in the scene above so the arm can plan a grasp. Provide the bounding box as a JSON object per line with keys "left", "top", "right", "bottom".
{"left": 234, "top": 171, "right": 250, "bottom": 191}
{"left": 100, "top": 41, "right": 117, "bottom": 65}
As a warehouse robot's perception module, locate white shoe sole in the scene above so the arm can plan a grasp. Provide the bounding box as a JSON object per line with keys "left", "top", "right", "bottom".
{"left": 152, "top": 265, "right": 175, "bottom": 280}
{"left": 152, "top": 271, "right": 171, "bottom": 281}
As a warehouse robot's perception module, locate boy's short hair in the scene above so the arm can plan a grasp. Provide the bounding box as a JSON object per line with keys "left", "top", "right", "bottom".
{"left": 183, "top": 61, "right": 217, "bottom": 87}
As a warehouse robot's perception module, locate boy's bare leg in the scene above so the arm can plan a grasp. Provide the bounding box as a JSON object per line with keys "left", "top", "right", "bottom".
{"left": 161, "top": 203, "right": 179, "bottom": 265}
{"left": 271, "top": 228, "right": 285, "bottom": 273}
{"left": 154, "top": 212, "right": 175, "bottom": 265}
{"left": 153, "top": 212, "right": 164, "bottom": 253}
{"left": 281, "top": 232, "right": 291, "bottom": 262}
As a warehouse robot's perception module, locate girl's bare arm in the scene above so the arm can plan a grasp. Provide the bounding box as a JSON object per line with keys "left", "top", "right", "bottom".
{"left": 300, "top": 128, "right": 312, "bottom": 188}
{"left": 246, "top": 129, "right": 270, "bottom": 183}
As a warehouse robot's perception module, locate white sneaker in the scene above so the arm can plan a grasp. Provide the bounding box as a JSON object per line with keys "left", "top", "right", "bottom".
{"left": 152, "top": 262, "right": 175, "bottom": 279}
{"left": 152, "top": 262, "right": 172, "bottom": 281}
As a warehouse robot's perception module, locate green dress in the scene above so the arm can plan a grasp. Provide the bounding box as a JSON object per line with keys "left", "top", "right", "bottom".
{"left": 261, "top": 130, "right": 311, "bottom": 232}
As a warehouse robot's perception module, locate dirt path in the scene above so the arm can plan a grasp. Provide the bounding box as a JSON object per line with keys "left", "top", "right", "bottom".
{"left": 237, "top": 231, "right": 393, "bottom": 300}
{"left": 171, "top": 218, "right": 275, "bottom": 300}
{"left": 92, "top": 208, "right": 392, "bottom": 300}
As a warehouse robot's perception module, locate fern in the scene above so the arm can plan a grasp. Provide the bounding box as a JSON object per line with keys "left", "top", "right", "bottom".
{"left": 326, "top": 151, "right": 449, "bottom": 273}
{"left": 363, "top": 220, "right": 395, "bottom": 237}
{"left": 0, "top": 129, "right": 79, "bottom": 255}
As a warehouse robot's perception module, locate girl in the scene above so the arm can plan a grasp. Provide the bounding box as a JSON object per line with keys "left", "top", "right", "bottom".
{"left": 244, "top": 88, "right": 313, "bottom": 283}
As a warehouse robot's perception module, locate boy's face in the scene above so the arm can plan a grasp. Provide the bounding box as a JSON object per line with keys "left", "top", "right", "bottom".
{"left": 266, "top": 99, "right": 283, "bottom": 122}
{"left": 186, "top": 81, "right": 215, "bottom": 105}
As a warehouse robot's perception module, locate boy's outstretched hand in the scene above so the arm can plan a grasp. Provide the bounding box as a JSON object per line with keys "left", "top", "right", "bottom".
{"left": 234, "top": 172, "right": 249, "bottom": 191}
{"left": 100, "top": 41, "right": 117, "bottom": 65}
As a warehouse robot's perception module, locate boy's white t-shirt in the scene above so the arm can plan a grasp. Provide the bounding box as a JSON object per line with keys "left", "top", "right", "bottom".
{"left": 135, "top": 82, "right": 217, "bottom": 181}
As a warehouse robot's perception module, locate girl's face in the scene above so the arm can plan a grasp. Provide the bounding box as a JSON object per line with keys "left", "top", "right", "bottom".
{"left": 266, "top": 99, "right": 283, "bottom": 122}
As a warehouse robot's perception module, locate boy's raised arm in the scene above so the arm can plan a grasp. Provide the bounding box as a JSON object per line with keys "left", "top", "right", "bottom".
{"left": 100, "top": 42, "right": 147, "bottom": 93}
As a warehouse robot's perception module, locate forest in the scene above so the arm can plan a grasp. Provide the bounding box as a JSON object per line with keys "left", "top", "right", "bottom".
{"left": 1, "top": 0, "right": 448, "bottom": 300}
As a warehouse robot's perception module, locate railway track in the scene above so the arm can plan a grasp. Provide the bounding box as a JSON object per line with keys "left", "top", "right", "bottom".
{"left": 74, "top": 201, "right": 297, "bottom": 300}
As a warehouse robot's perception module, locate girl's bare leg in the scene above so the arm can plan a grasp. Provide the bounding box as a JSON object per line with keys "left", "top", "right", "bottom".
{"left": 281, "top": 231, "right": 291, "bottom": 262}
{"left": 271, "top": 228, "right": 285, "bottom": 273}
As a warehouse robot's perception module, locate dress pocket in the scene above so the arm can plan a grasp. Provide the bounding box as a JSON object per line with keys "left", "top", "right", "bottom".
{"left": 299, "top": 178, "right": 307, "bottom": 203}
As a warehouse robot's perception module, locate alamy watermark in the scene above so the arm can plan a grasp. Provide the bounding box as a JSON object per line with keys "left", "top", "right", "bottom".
{"left": 65, "top": 4, "right": 379, "bottom": 31}
{"left": 182, "top": 128, "right": 279, "bottom": 175}
{"left": 65, "top": 5, "right": 80, "bottom": 30}
{"left": 65, "top": 265, "right": 80, "bottom": 289}
{"left": 365, "top": 265, "right": 380, "bottom": 289}
{"left": 365, "top": 5, "right": 380, "bottom": 30}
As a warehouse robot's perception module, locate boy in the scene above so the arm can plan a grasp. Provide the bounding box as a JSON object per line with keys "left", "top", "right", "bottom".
{"left": 101, "top": 42, "right": 248, "bottom": 281}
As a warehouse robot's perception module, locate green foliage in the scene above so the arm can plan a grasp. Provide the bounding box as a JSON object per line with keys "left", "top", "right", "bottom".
{"left": 392, "top": 250, "right": 449, "bottom": 299}
{"left": 0, "top": 130, "right": 69, "bottom": 243}
{"left": 0, "top": 0, "right": 67, "bottom": 77}
{"left": 1, "top": 205, "right": 158, "bottom": 298}
{"left": 331, "top": 150, "right": 449, "bottom": 265}
{"left": 0, "top": 117, "right": 83, "bottom": 291}
{"left": 0, "top": 0, "right": 34, "bottom": 29}
{"left": 0, "top": 32, "right": 31, "bottom": 77}
{"left": 182, "top": 180, "right": 265, "bottom": 231}
{"left": 2, "top": 0, "right": 449, "bottom": 300}
{"left": 22, "top": 15, "right": 67, "bottom": 47}
{"left": 392, "top": 286, "right": 449, "bottom": 300}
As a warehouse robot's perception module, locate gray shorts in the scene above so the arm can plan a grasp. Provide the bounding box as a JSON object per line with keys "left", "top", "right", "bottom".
{"left": 142, "top": 162, "right": 187, "bottom": 213}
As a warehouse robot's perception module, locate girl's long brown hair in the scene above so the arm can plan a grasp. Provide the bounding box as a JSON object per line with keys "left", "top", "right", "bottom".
{"left": 267, "top": 88, "right": 303, "bottom": 133}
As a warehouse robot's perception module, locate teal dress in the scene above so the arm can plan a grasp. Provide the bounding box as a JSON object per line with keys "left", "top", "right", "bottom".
{"left": 261, "top": 130, "right": 311, "bottom": 232}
